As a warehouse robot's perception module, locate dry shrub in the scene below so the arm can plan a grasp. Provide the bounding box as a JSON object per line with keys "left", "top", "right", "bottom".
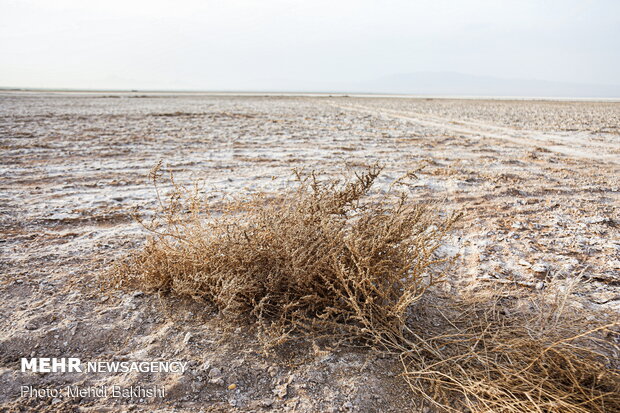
{"left": 112, "top": 163, "right": 457, "bottom": 343}
{"left": 397, "top": 288, "right": 620, "bottom": 413}
{"left": 110, "top": 164, "right": 620, "bottom": 413}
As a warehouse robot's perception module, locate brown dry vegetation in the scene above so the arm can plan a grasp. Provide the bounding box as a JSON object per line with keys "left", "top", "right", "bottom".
{"left": 111, "top": 163, "right": 457, "bottom": 342}
{"left": 110, "top": 165, "right": 620, "bottom": 413}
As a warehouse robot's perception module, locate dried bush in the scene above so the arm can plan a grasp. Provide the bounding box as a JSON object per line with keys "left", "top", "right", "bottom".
{"left": 110, "top": 164, "right": 620, "bottom": 413}
{"left": 398, "top": 288, "right": 620, "bottom": 413}
{"left": 112, "top": 164, "right": 458, "bottom": 343}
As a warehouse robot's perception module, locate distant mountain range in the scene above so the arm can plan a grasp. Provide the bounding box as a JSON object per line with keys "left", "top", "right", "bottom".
{"left": 246, "top": 71, "right": 620, "bottom": 98}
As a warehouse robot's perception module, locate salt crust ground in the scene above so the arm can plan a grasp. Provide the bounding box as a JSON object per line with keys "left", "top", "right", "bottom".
{"left": 0, "top": 93, "right": 618, "bottom": 412}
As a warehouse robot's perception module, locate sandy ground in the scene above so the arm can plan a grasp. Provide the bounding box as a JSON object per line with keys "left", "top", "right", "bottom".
{"left": 0, "top": 93, "right": 618, "bottom": 412}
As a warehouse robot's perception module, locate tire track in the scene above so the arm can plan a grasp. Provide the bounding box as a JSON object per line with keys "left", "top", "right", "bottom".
{"left": 331, "top": 102, "right": 620, "bottom": 165}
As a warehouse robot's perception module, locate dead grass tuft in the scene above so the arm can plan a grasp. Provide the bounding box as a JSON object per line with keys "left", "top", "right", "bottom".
{"left": 398, "top": 288, "right": 620, "bottom": 413}
{"left": 109, "top": 164, "right": 620, "bottom": 412}
{"left": 111, "top": 164, "right": 457, "bottom": 343}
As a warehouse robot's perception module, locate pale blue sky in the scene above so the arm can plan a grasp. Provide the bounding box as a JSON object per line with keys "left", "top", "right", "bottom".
{"left": 1, "top": 0, "right": 619, "bottom": 90}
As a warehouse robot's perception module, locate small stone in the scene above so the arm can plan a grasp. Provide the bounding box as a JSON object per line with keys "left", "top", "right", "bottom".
{"left": 531, "top": 262, "right": 548, "bottom": 273}
{"left": 584, "top": 216, "right": 606, "bottom": 224}
{"left": 343, "top": 401, "right": 354, "bottom": 409}
{"left": 591, "top": 292, "right": 620, "bottom": 305}
{"left": 210, "top": 377, "right": 224, "bottom": 386}
{"left": 535, "top": 281, "right": 545, "bottom": 290}
{"left": 273, "top": 383, "right": 288, "bottom": 398}
{"left": 183, "top": 332, "right": 193, "bottom": 345}
{"left": 260, "top": 399, "right": 274, "bottom": 407}
{"left": 209, "top": 367, "right": 222, "bottom": 378}
{"left": 25, "top": 322, "right": 38, "bottom": 331}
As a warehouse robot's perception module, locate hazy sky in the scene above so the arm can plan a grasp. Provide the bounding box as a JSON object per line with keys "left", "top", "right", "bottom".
{"left": 1, "top": 0, "right": 619, "bottom": 90}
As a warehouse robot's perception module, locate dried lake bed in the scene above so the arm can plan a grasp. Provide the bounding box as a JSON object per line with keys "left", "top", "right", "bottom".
{"left": 1, "top": 93, "right": 618, "bottom": 412}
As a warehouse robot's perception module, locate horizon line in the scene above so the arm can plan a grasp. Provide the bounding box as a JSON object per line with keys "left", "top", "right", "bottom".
{"left": 2, "top": 87, "right": 620, "bottom": 102}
